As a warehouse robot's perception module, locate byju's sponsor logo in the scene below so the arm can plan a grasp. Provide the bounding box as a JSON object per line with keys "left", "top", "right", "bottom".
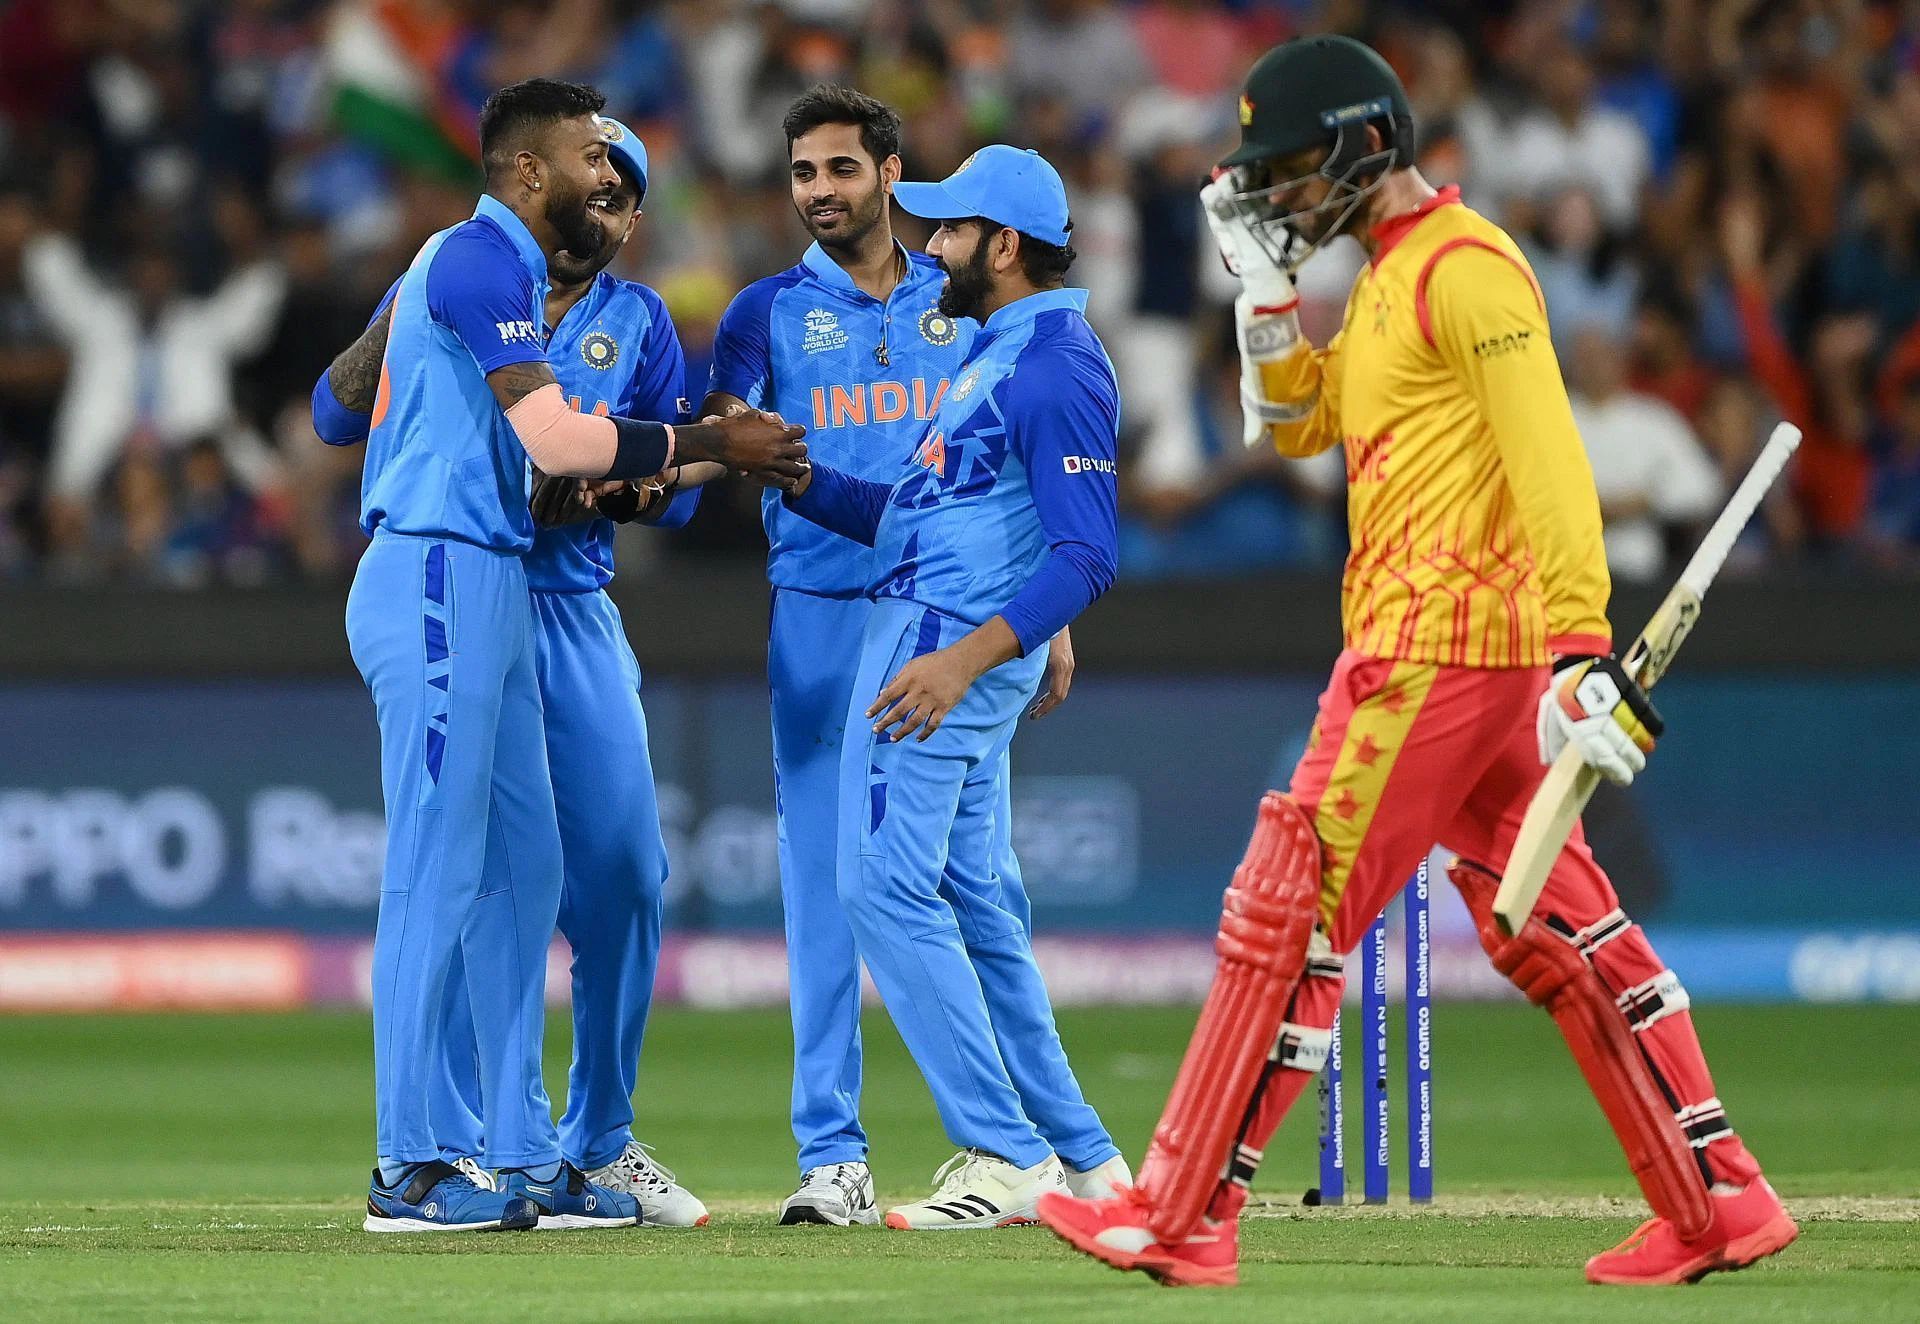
{"left": 1060, "top": 455, "right": 1116, "bottom": 475}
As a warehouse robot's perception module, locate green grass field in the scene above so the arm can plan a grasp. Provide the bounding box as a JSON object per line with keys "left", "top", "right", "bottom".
{"left": 2, "top": 1003, "right": 1915, "bottom": 1321}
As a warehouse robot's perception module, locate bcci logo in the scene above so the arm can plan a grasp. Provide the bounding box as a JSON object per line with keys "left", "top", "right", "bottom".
{"left": 950, "top": 368, "right": 980, "bottom": 401}
{"left": 1239, "top": 94, "right": 1254, "bottom": 127}
{"left": 581, "top": 331, "right": 620, "bottom": 371}
{"left": 919, "top": 307, "right": 958, "bottom": 347}
{"left": 956, "top": 150, "right": 979, "bottom": 174}
{"left": 595, "top": 115, "right": 625, "bottom": 143}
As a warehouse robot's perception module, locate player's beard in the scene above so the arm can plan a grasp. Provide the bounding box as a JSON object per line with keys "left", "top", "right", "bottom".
{"left": 937, "top": 242, "right": 992, "bottom": 322}
{"left": 804, "top": 185, "right": 885, "bottom": 251}
{"left": 553, "top": 206, "right": 621, "bottom": 284}
{"left": 544, "top": 173, "right": 605, "bottom": 258}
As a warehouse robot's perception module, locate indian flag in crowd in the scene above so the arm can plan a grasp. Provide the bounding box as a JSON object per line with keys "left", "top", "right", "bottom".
{"left": 323, "top": 1, "right": 478, "bottom": 184}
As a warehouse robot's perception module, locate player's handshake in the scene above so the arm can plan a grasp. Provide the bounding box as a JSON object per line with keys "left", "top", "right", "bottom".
{"left": 674, "top": 409, "right": 809, "bottom": 484}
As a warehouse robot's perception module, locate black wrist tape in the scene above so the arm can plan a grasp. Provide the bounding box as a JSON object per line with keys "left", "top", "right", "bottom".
{"left": 606, "top": 417, "right": 671, "bottom": 480}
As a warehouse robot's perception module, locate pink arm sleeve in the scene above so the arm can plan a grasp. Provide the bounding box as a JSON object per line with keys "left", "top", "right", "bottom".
{"left": 505, "top": 383, "right": 675, "bottom": 478}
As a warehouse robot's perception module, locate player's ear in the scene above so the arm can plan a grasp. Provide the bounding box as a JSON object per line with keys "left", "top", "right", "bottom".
{"left": 515, "top": 148, "right": 544, "bottom": 195}
{"left": 995, "top": 227, "right": 1020, "bottom": 274}
{"left": 881, "top": 154, "right": 902, "bottom": 192}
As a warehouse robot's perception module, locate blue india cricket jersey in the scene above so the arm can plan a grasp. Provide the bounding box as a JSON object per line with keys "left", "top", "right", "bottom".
{"left": 339, "top": 262, "right": 693, "bottom": 590}
{"left": 361, "top": 194, "right": 551, "bottom": 553}
{"left": 790, "top": 287, "right": 1120, "bottom": 655}
{"left": 708, "top": 242, "right": 973, "bottom": 596}
{"left": 526, "top": 274, "right": 694, "bottom": 592}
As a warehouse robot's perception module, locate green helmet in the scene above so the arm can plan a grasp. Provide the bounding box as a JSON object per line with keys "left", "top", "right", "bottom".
{"left": 1216, "top": 34, "right": 1416, "bottom": 269}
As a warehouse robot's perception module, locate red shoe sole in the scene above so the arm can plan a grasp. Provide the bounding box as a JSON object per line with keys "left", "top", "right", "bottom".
{"left": 1140, "top": 1258, "right": 1238, "bottom": 1288}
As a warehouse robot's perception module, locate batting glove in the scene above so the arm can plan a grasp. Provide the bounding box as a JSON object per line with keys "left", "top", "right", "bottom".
{"left": 1200, "top": 176, "right": 1296, "bottom": 312}
{"left": 1536, "top": 654, "right": 1665, "bottom": 787}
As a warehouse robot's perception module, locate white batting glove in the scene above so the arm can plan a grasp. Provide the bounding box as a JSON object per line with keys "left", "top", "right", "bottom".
{"left": 1200, "top": 176, "right": 1297, "bottom": 311}
{"left": 1536, "top": 655, "right": 1664, "bottom": 786}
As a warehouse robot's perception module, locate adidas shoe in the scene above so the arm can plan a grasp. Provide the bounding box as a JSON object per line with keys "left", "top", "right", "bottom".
{"left": 499, "top": 1161, "right": 639, "bottom": 1230}
{"left": 883, "top": 1149, "right": 1068, "bottom": 1230}
{"left": 1064, "top": 1154, "right": 1134, "bottom": 1200}
{"left": 586, "top": 1141, "right": 709, "bottom": 1227}
{"left": 363, "top": 1161, "right": 537, "bottom": 1233}
{"left": 778, "top": 1161, "right": 880, "bottom": 1226}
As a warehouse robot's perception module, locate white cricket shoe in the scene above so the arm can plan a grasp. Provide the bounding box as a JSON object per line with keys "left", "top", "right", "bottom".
{"left": 585, "top": 1141, "right": 710, "bottom": 1227}
{"left": 452, "top": 1156, "right": 496, "bottom": 1191}
{"left": 883, "top": 1149, "right": 1069, "bottom": 1230}
{"left": 778, "top": 1161, "right": 880, "bottom": 1226}
{"left": 1064, "top": 1153, "right": 1133, "bottom": 1200}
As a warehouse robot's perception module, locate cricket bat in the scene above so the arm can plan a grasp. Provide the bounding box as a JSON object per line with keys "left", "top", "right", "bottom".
{"left": 1491, "top": 421, "right": 1803, "bottom": 938}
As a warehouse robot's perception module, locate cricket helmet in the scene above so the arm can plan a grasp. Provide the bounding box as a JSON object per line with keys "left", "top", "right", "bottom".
{"left": 1217, "top": 35, "right": 1415, "bottom": 269}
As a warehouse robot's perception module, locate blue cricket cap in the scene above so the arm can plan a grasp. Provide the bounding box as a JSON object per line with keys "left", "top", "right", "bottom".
{"left": 595, "top": 114, "right": 649, "bottom": 206}
{"left": 893, "top": 145, "right": 1071, "bottom": 247}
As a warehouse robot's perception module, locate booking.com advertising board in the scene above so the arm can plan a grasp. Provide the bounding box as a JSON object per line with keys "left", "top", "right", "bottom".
{"left": 1, "top": 675, "right": 1916, "bottom": 1010}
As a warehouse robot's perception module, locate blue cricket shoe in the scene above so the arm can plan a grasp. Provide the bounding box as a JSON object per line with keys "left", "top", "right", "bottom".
{"left": 499, "top": 1162, "right": 640, "bottom": 1230}
{"left": 364, "top": 1160, "right": 539, "bottom": 1233}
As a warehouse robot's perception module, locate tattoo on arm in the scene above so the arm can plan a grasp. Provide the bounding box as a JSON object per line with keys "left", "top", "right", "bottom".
{"left": 325, "top": 305, "right": 394, "bottom": 413}
{"left": 487, "top": 359, "right": 559, "bottom": 411}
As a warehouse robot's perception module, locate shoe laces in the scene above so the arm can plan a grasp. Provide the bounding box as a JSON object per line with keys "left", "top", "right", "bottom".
{"left": 612, "top": 1141, "right": 678, "bottom": 1196}
{"left": 929, "top": 1148, "right": 1001, "bottom": 1197}
{"left": 452, "top": 1157, "right": 496, "bottom": 1192}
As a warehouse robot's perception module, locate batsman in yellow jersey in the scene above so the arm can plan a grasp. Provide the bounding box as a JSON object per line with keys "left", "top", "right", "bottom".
{"left": 1038, "top": 35, "right": 1797, "bottom": 1287}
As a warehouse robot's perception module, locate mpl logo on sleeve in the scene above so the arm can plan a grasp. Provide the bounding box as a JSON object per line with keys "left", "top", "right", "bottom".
{"left": 801, "top": 308, "right": 849, "bottom": 354}
{"left": 496, "top": 320, "right": 538, "bottom": 344}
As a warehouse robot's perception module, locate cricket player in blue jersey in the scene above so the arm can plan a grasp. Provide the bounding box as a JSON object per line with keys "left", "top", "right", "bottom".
{"left": 314, "top": 115, "right": 714, "bottom": 1227}
{"left": 770, "top": 144, "right": 1124, "bottom": 1230}
{"left": 701, "top": 89, "right": 1112, "bottom": 1226}
{"left": 318, "top": 77, "right": 806, "bottom": 1234}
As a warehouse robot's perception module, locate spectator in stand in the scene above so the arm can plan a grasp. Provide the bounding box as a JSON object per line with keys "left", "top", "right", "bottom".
{"left": 1007, "top": 0, "right": 1150, "bottom": 124}
{"left": 21, "top": 220, "right": 286, "bottom": 576}
{"left": 1478, "top": 36, "right": 1651, "bottom": 232}
{"left": 1695, "top": 376, "right": 1802, "bottom": 576}
{"left": 1721, "top": 191, "right": 1875, "bottom": 557}
{"left": 1566, "top": 322, "right": 1723, "bottom": 583}
{"left": 1824, "top": 160, "right": 1920, "bottom": 356}
{"left": 1628, "top": 289, "right": 1719, "bottom": 426}
{"left": 1525, "top": 182, "right": 1639, "bottom": 355}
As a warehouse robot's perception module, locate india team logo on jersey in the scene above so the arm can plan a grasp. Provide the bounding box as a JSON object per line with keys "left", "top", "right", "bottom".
{"left": 802, "top": 308, "right": 850, "bottom": 354}
{"left": 919, "top": 307, "right": 959, "bottom": 347}
{"left": 581, "top": 331, "right": 620, "bottom": 370}
{"left": 950, "top": 367, "right": 981, "bottom": 402}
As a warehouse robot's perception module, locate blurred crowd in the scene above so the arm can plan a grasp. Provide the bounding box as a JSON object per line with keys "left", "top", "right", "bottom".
{"left": 1, "top": 0, "right": 1918, "bottom": 587}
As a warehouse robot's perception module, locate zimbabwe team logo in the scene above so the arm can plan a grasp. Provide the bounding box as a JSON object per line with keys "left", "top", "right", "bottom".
{"left": 919, "top": 307, "right": 959, "bottom": 347}
{"left": 581, "top": 331, "right": 619, "bottom": 371}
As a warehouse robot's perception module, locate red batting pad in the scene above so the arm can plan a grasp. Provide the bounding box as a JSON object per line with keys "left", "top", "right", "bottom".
{"left": 1140, "top": 792, "right": 1320, "bottom": 1242}
{"left": 1453, "top": 859, "right": 1713, "bottom": 1240}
